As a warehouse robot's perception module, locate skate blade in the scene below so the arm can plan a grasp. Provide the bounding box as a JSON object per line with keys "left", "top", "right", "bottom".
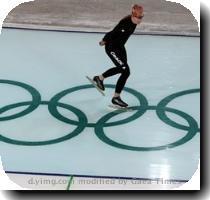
{"left": 86, "top": 76, "right": 105, "bottom": 96}
{"left": 108, "top": 104, "right": 133, "bottom": 112}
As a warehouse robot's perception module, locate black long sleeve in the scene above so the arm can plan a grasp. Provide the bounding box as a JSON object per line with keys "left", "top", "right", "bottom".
{"left": 103, "top": 15, "right": 137, "bottom": 46}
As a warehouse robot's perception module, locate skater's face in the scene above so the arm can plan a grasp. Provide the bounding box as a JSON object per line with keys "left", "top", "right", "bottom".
{"left": 131, "top": 9, "right": 144, "bottom": 24}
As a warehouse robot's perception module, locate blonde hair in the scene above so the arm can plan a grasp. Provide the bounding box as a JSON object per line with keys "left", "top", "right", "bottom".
{"left": 132, "top": 4, "right": 143, "bottom": 13}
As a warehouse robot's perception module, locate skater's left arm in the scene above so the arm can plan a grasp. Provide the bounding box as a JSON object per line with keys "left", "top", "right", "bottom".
{"left": 99, "top": 40, "right": 106, "bottom": 46}
{"left": 100, "top": 19, "right": 125, "bottom": 45}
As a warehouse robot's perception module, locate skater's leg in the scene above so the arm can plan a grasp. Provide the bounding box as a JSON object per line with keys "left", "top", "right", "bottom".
{"left": 115, "top": 65, "right": 130, "bottom": 94}
{"left": 102, "top": 67, "right": 122, "bottom": 78}
{"left": 99, "top": 75, "right": 104, "bottom": 81}
{"left": 102, "top": 45, "right": 127, "bottom": 78}
{"left": 105, "top": 47, "right": 130, "bottom": 107}
{"left": 93, "top": 69, "right": 118, "bottom": 91}
{"left": 105, "top": 46, "right": 130, "bottom": 94}
{"left": 94, "top": 45, "right": 130, "bottom": 106}
{"left": 111, "top": 64, "right": 130, "bottom": 107}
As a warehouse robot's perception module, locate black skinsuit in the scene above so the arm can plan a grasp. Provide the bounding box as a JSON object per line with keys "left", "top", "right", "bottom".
{"left": 102, "top": 15, "right": 137, "bottom": 94}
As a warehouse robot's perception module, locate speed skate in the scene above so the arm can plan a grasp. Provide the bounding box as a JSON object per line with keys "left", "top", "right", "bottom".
{"left": 86, "top": 76, "right": 105, "bottom": 96}
{"left": 108, "top": 104, "right": 133, "bottom": 112}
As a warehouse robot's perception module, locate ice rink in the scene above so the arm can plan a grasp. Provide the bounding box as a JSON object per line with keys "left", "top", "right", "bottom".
{"left": 0, "top": 27, "right": 200, "bottom": 189}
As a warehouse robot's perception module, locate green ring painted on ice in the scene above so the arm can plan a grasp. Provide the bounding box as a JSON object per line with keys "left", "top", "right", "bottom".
{"left": 0, "top": 80, "right": 200, "bottom": 150}
{"left": 0, "top": 80, "right": 41, "bottom": 121}
{"left": 0, "top": 101, "right": 87, "bottom": 146}
{"left": 156, "top": 89, "right": 200, "bottom": 132}
{"left": 48, "top": 84, "right": 149, "bottom": 127}
{"left": 94, "top": 105, "right": 199, "bottom": 151}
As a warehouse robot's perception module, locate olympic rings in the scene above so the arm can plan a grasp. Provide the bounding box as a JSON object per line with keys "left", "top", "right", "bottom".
{"left": 156, "top": 89, "right": 200, "bottom": 131}
{"left": 0, "top": 101, "right": 87, "bottom": 146}
{"left": 0, "top": 80, "right": 41, "bottom": 121}
{"left": 0, "top": 79, "right": 200, "bottom": 151}
{"left": 95, "top": 106, "right": 198, "bottom": 151}
{"left": 48, "top": 84, "right": 148, "bottom": 127}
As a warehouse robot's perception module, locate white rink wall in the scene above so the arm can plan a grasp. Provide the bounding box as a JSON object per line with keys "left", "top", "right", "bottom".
{"left": 2, "top": 0, "right": 199, "bottom": 36}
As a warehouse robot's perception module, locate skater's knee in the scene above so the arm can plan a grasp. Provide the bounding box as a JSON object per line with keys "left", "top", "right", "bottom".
{"left": 121, "top": 66, "right": 130, "bottom": 77}
{"left": 126, "top": 67, "right": 130, "bottom": 77}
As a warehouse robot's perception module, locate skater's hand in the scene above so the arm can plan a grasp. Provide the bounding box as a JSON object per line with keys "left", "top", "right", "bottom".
{"left": 99, "top": 40, "right": 106, "bottom": 46}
